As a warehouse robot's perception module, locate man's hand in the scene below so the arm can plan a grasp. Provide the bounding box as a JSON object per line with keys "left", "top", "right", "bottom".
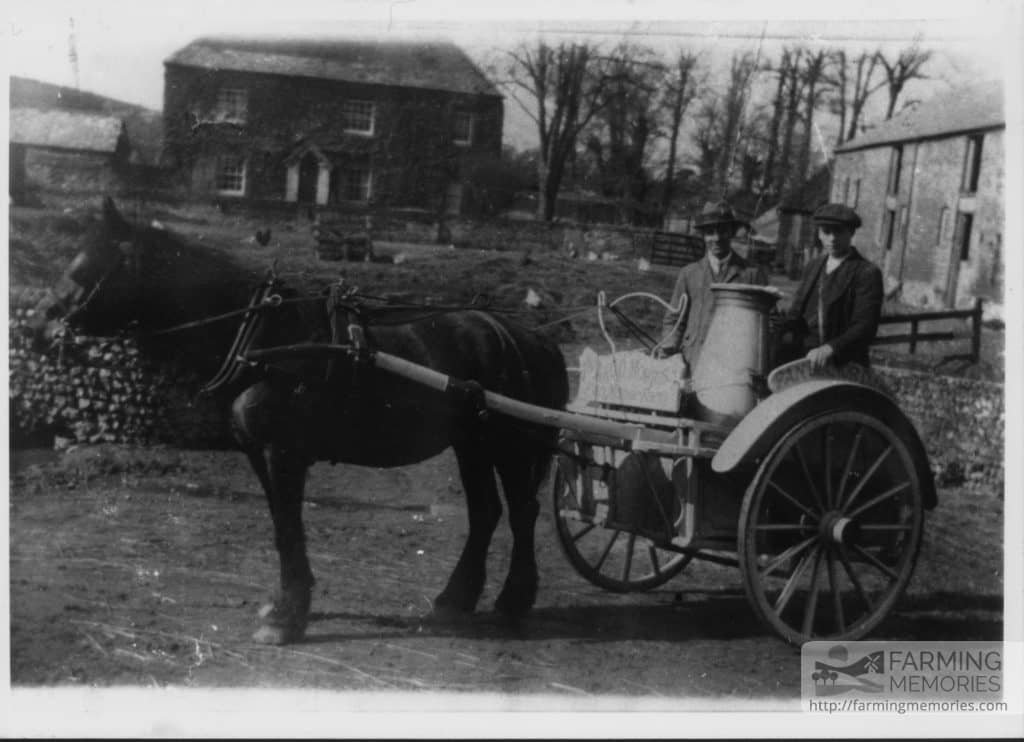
{"left": 805, "top": 344, "right": 835, "bottom": 369}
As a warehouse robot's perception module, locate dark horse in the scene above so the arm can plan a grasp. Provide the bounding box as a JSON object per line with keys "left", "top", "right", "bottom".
{"left": 31, "top": 198, "right": 569, "bottom": 644}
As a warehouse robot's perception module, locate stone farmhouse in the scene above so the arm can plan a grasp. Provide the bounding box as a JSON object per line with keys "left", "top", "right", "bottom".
{"left": 162, "top": 36, "right": 503, "bottom": 216}
{"left": 831, "top": 80, "right": 1004, "bottom": 315}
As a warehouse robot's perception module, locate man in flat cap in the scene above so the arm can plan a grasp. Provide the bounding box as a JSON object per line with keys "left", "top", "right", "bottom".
{"left": 778, "top": 203, "right": 883, "bottom": 369}
{"left": 658, "top": 200, "right": 767, "bottom": 366}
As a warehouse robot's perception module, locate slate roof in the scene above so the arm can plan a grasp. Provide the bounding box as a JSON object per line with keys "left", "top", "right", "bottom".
{"left": 166, "top": 37, "right": 501, "bottom": 98}
{"left": 10, "top": 77, "right": 164, "bottom": 165}
{"left": 836, "top": 80, "right": 1004, "bottom": 152}
{"left": 10, "top": 108, "right": 125, "bottom": 153}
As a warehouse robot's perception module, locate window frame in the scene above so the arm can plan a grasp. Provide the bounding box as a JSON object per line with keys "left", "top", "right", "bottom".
{"left": 340, "top": 161, "right": 373, "bottom": 202}
{"left": 882, "top": 209, "right": 897, "bottom": 252}
{"left": 453, "top": 111, "right": 474, "bottom": 146}
{"left": 954, "top": 211, "right": 974, "bottom": 262}
{"left": 961, "top": 134, "right": 984, "bottom": 194}
{"left": 341, "top": 100, "right": 375, "bottom": 136}
{"left": 886, "top": 145, "right": 903, "bottom": 195}
{"left": 215, "top": 154, "right": 247, "bottom": 196}
{"left": 215, "top": 87, "right": 248, "bottom": 124}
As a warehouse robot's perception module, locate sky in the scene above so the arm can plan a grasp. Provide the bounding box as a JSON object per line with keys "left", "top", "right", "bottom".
{"left": 3, "top": 0, "right": 1020, "bottom": 153}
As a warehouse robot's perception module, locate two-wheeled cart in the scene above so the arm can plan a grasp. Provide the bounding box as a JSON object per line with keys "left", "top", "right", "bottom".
{"left": 248, "top": 283, "right": 936, "bottom": 645}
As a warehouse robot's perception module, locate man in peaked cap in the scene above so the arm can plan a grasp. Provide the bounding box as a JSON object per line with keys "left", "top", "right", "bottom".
{"left": 658, "top": 200, "right": 767, "bottom": 365}
{"left": 778, "top": 203, "right": 883, "bottom": 369}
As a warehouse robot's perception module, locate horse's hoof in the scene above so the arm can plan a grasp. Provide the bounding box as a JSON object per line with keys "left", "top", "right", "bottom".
{"left": 252, "top": 623, "right": 304, "bottom": 645}
{"left": 494, "top": 587, "right": 536, "bottom": 619}
{"left": 430, "top": 596, "right": 476, "bottom": 623}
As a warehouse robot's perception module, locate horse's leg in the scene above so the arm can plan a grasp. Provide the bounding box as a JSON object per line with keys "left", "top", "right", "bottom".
{"left": 232, "top": 384, "right": 314, "bottom": 645}
{"left": 433, "top": 441, "right": 502, "bottom": 617}
{"left": 252, "top": 444, "right": 314, "bottom": 644}
{"left": 493, "top": 441, "right": 550, "bottom": 618}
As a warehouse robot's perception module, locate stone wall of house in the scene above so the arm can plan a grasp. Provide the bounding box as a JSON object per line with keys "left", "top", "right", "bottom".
{"left": 833, "top": 128, "right": 1004, "bottom": 317}
{"left": 22, "top": 148, "right": 125, "bottom": 194}
{"left": 162, "top": 64, "right": 502, "bottom": 212}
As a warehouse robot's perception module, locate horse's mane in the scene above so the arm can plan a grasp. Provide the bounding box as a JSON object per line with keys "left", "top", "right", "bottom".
{"left": 136, "top": 222, "right": 265, "bottom": 296}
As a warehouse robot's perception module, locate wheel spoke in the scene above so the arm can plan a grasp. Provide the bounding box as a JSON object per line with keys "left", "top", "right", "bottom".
{"left": 793, "top": 441, "right": 826, "bottom": 513}
{"left": 860, "top": 524, "right": 912, "bottom": 532}
{"left": 646, "top": 545, "right": 663, "bottom": 577}
{"left": 594, "top": 530, "right": 620, "bottom": 572}
{"left": 773, "top": 545, "right": 818, "bottom": 616}
{"left": 835, "top": 426, "right": 865, "bottom": 507}
{"left": 839, "top": 546, "right": 874, "bottom": 613}
{"left": 841, "top": 444, "right": 893, "bottom": 511}
{"left": 570, "top": 522, "right": 597, "bottom": 543}
{"left": 802, "top": 547, "right": 824, "bottom": 637}
{"left": 622, "top": 533, "right": 636, "bottom": 582}
{"left": 827, "top": 547, "right": 846, "bottom": 634}
{"left": 767, "top": 480, "right": 820, "bottom": 523}
{"left": 822, "top": 424, "right": 833, "bottom": 509}
{"left": 760, "top": 535, "right": 817, "bottom": 578}
{"left": 847, "top": 481, "right": 911, "bottom": 520}
{"left": 754, "top": 523, "right": 814, "bottom": 531}
{"left": 851, "top": 543, "right": 899, "bottom": 581}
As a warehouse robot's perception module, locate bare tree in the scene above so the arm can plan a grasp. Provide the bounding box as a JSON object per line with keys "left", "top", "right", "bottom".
{"left": 712, "top": 51, "right": 760, "bottom": 195}
{"left": 760, "top": 49, "right": 792, "bottom": 194}
{"left": 798, "top": 49, "right": 830, "bottom": 183}
{"left": 504, "top": 41, "right": 609, "bottom": 221}
{"left": 693, "top": 95, "right": 721, "bottom": 191}
{"left": 877, "top": 43, "right": 933, "bottom": 119}
{"left": 774, "top": 47, "right": 805, "bottom": 197}
{"left": 660, "top": 51, "right": 702, "bottom": 214}
{"left": 826, "top": 49, "right": 886, "bottom": 144}
{"left": 584, "top": 43, "right": 665, "bottom": 223}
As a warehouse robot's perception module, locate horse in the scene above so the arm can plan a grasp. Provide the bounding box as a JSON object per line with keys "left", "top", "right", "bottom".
{"left": 30, "top": 198, "right": 570, "bottom": 645}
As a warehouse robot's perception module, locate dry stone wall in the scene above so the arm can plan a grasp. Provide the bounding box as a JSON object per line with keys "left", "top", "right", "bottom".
{"left": 874, "top": 365, "right": 1004, "bottom": 492}
{"left": 9, "top": 300, "right": 232, "bottom": 450}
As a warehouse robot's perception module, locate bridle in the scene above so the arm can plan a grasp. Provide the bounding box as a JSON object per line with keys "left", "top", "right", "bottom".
{"left": 42, "top": 236, "right": 137, "bottom": 330}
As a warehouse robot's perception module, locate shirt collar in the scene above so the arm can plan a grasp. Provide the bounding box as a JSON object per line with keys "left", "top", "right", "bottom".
{"left": 824, "top": 253, "right": 849, "bottom": 274}
{"left": 707, "top": 252, "right": 731, "bottom": 275}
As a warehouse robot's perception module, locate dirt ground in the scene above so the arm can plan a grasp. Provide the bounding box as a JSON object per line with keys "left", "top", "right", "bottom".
{"left": 8, "top": 441, "right": 1003, "bottom": 705}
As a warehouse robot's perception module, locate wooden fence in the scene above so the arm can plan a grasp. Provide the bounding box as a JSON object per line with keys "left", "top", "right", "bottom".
{"left": 873, "top": 298, "right": 984, "bottom": 362}
{"left": 648, "top": 231, "right": 705, "bottom": 267}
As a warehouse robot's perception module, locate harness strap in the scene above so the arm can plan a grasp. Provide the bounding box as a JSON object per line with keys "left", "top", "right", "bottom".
{"left": 200, "top": 278, "right": 280, "bottom": 395}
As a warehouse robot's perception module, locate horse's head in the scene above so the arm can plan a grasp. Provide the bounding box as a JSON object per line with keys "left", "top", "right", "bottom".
{"left": 28, "top": 197, "right": 147, "bottom": 343}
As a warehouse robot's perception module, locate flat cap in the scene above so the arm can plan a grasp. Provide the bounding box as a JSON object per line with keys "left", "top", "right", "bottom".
{"left": 695, "top": 200, "right": 747, "bottom": 230}
{"left": 813, "top": 203, "right": 862, "bottom": 229}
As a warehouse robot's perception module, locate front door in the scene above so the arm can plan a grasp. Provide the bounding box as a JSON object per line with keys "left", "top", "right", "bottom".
{"left": 297, "top": 153, "right": 319, "bottom": 204}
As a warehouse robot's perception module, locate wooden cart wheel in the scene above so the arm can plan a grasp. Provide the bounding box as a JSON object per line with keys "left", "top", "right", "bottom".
{"left": 738, "top": 410, "right": 924, "bottom": 644}
{"left": 552, "top": 465, "right": 693, "bottom": 593}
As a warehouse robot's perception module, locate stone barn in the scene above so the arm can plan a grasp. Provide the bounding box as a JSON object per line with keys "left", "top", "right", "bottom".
{"left": 10, "top": 108, "right": 131, "bottom": 199}
{"left": 831, "top": 80, "right": 1004, "bottom": 316}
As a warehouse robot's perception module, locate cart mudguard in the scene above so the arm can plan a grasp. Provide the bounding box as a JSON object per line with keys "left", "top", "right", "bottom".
{"left": 711, "top": 379, "right": 937, "bottom": 510}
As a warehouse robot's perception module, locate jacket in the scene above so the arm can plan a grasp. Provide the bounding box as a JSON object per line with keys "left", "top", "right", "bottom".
{"left": 661, "top": 250, "right": 767, "bottom": 365}
{"left": 784, "top": 246, "right": 883, "bottom": 367}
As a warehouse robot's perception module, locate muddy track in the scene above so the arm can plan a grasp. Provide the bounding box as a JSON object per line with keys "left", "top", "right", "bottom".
{"left": 9, "top": 445, "right": 1003, "bottom": 701}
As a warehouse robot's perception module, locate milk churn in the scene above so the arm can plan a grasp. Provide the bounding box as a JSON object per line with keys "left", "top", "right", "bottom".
{"left": 689, "top": 283, "right": 781, "bottom": 425}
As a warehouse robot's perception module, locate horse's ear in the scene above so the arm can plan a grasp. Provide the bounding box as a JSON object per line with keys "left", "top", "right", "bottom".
{"left": 102, "top": 197, "right": 131, "bottom": 239}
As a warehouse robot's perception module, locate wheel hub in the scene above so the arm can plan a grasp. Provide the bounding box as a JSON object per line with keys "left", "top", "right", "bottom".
{"left": 819, "top": 511, "right": 859, "bottom": 546}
